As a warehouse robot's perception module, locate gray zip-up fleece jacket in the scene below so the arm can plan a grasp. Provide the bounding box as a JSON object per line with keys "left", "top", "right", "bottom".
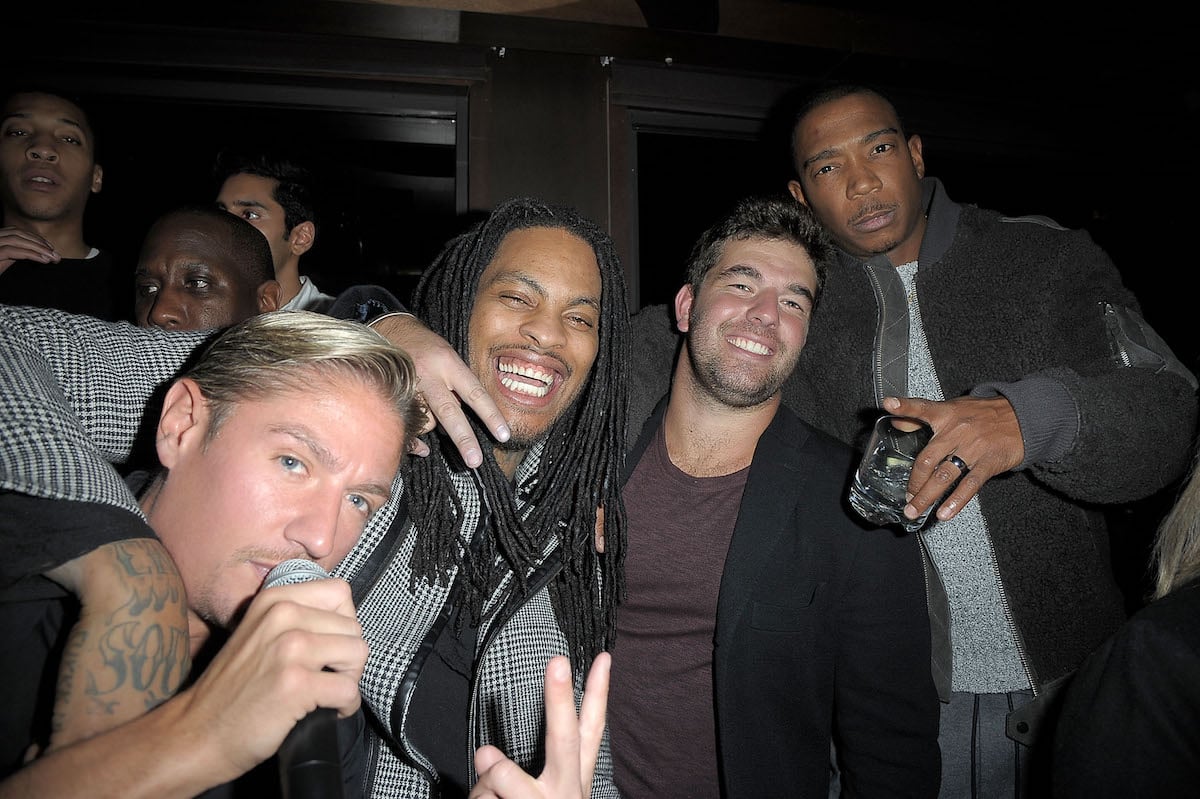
{"left": 629, "top": 178, "right": 1198, "bottom": 696}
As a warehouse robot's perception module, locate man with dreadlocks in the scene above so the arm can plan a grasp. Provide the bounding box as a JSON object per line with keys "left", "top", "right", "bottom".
{"left": 341, "top": 196, "right": 629, "bottom": 798}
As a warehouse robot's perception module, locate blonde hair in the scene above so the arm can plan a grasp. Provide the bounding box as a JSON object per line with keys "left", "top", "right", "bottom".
{"left": 184, "top": 310, "right": 422, "bottom": 451}
{"left": 1153, "top": 453, "right": 1200, "bottom": 599}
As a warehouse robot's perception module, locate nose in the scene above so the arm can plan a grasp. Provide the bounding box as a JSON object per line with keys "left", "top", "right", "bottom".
{"left": 25, "top": 133, "right": 58, "bottom": 163}
{"left": 144, "top": 290, "right": 186, "bottom": 331}
{"left": 747, "top": 291, "right": 780, "bottom": 327}
{"left": 844, "top": 159, "right": 882, "bottom": 199}
{"left": 519, "top": 307, "right": 566, "bottom": 349}
{"left": 284, "top": 496, "right": 341, "bottom": 562}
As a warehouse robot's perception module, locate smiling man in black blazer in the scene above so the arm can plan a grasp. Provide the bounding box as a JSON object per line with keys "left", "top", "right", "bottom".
{"left": 608, "top": 194, "right": 940, "bottom": 798}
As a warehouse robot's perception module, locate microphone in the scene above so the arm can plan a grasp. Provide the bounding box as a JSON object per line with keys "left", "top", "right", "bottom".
{"left": 263, "top": 559, "right": 345, "bottom": 799}
{"left": 264, "top": 558, "right": 333, "bottom": 589}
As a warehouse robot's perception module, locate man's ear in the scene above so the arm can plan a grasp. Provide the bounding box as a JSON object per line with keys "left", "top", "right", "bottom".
{"left": 288, "top": 221, "right": 315, "bottom": 256}
{"left": 257, "top": 280, "right": 282, "bottom": 313}
{"left": 786, "top": 179, "right": 808, "bottom": 207}
{"left": 90, "top": 164, "right": 103, "bottom": 195}
{"left": 909, "top": 134, "right": 925, "bottom": 179}
{"left": 157, "top": 378, "right": 208, "bottom": 468}
{"left": 673, "top": 284, "right": 695, "bottom": 334}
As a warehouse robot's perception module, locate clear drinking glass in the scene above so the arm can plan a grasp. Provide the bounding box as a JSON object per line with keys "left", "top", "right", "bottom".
{"left": 848, "top": 414, "right": 934, "bottom": 533}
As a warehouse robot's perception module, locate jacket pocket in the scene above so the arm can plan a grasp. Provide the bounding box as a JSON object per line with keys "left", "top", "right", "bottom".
{"left": 1102, "top": 302, "right": 1197, "bottom": 389}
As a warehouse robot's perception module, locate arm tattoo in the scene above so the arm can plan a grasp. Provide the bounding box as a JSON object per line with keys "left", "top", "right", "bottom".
{"left": 49, "top": 539, "right": 191, "bottom": 747}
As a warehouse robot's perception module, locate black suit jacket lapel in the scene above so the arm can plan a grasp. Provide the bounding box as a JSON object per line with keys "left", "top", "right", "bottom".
{"left": 715, "top": 410, "right": 812, "bottom": 651}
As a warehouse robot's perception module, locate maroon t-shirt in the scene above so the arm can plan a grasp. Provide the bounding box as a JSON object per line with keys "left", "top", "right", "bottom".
{"left": 610, "top": 424, "right": 748, "bottom": 798}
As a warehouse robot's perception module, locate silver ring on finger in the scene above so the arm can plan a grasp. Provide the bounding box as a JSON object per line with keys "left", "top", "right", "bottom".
{"left": 944, "top": 454, "right": 970, "bottom": 473}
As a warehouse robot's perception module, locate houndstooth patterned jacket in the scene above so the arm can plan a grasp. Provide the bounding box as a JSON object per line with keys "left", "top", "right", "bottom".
{"left": 342, "top": 455, "right": 618, "bottom": 798}
{"left": 0, "top": 306, "right": 207, "bottom": 515}
{"left": 0, "top": 305, "right": 618, "bottom": 798}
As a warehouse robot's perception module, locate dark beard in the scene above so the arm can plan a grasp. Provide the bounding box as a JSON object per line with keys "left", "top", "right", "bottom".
{"left": 685, "top": 307, "right": 794, "bottom": 408}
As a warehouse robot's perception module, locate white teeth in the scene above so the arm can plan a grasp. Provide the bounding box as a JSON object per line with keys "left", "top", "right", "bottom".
{"left": 501, "top": 376, "right": 550, "bottom": 398}
{"left": 498, "top": 361, "right": 553, "bottom": 385}
{"left": 731, "top": 337, "right": 770, "bottom": 355}
{"left": 31, "top": 177, "right": 52, "bottom": 184}
{"left": 497, "top": 361, "right": 554, "bottom": 398}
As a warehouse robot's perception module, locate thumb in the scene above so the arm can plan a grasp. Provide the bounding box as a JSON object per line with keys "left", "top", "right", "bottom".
{"left": 474, "top": 744, "right": 507, "bottom": 776}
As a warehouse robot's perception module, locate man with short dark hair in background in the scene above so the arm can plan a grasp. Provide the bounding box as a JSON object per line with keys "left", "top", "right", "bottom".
{"left": 133, "top": 204, "right": 281, "bottom": 331}
{"left": 214, "top": 148, "right": 335, "bottom": 312}
{"left": 0, "top": 89, "right": 119, "bottom": 319}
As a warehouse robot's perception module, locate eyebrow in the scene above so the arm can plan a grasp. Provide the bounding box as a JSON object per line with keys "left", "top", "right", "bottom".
{"left": 719, "top": 264, "right": 762, "bottom": 281}
{"left": 717, "top": 264, "right": 815, "bottom": 303}
{"left": 223, "top": 198, "right": 269, "bottom": 210}
{"left": 1, "top": 111, "right": 88, "bottom": 135}
{"left": 802, "top": 125, "right": 899, "bottom": 170}
{"left": 272, "top": 423, "right": 394, "bottom": 499}
{"left": 134, "top": 258, "right": 215, "bottom": 274}
{"left": 492, "top": 270, "right": 601, "bottom": 312}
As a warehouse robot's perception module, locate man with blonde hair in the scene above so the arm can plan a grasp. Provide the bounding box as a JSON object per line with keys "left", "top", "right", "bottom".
{"left": 0, "top": 309, "right": 422, "bottom": 797}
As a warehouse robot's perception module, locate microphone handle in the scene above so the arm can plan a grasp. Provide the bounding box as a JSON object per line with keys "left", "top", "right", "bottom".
{"left": 278, "top": 706, "right": 343, "bottom": 799}
{"left": 263, "top": 560, "right": 344, "bottom": 799}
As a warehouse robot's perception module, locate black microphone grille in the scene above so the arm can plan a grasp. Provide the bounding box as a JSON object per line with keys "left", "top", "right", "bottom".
{"left": 263, "top": 559, "right": 331, "bottom": 590}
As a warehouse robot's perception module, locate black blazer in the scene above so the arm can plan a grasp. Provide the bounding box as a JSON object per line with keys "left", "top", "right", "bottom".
{"left": 624, "top": 398, "right": 940, "bottom": 798}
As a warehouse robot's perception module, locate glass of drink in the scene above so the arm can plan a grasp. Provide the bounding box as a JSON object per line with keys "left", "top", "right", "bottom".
{"left": 848, "top": 414, "right": 934, "bottom": 532}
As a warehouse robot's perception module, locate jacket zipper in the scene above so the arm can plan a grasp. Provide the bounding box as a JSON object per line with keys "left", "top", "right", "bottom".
{"left": 985, "top": 530, "right": 1039, "bottom": 696}
{"left": 865, "top": 265, "right": 890, "bottom": 405}
{"left": 1103, "top": 302, "right": 1132, "bottom": 367}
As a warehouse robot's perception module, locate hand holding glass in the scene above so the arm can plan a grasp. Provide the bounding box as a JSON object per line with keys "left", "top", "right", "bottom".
{"left": 848, "top": 415, "right": 934, "bottom": 532}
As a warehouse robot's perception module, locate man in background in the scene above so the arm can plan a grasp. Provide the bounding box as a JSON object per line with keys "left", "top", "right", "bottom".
{"left": 0, "top": 89, "right": 119, "bottom": 319}
{"left": 133, "top": 204, "right": 280, "bottom": 331}
{"left": 214, "top": 148, "right": 335, "bottom": 312}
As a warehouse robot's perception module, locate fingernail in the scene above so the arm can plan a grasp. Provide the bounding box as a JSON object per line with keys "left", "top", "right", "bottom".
{"left": 496, "top": 424, "right": 511, "bottom": 442}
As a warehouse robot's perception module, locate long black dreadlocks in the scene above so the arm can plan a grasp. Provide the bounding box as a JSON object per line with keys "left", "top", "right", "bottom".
{"left": 404, "top": 196, "right": 629, "bottom": 675}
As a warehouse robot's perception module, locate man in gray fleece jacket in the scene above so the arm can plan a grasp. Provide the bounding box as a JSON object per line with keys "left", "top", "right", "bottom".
{"left": 629, "top": 84, "right": 1198, "bottom": 798}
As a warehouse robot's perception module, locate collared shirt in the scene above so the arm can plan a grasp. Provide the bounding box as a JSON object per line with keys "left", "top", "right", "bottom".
{"left": 282, "top": 275, "right": 337, "bottom": 313}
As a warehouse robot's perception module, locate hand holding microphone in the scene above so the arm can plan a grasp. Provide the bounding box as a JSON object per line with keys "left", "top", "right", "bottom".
{"left": 262, "top": 560, "right": 350, "bottom": 799}
{"left": 176, "top": 559, "right": 367, "bottom": 790}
